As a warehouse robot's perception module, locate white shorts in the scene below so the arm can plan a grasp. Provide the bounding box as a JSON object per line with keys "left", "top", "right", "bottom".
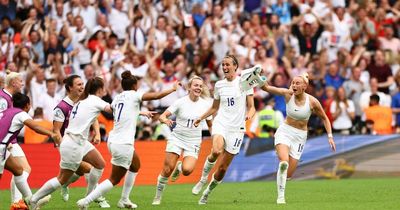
{"left": 0, "top": 145, "right": 10, "bottom": 174}
{"left": 166, "top": 134, "right": 201, "bottom": 159}
{"left": 274, "top": 123, "right": 308, "bottom": 160}
{"left": 59, "top": 134, "right": 95, "bottom": 171}
{"left": 10, "top": 143, "right": 25, "bottom": 157}
{"left": 212, "top": 122, "right": 245, "bottom": 155}
{"left": 108, "top": 142, "right": 134, "bottom": 169}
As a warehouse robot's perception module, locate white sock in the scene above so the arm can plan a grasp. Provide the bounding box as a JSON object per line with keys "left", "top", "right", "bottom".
{"left": 84, "top": 172, "right": 90, "bottom": 184}
{"left": 31, "top": 177, "right": 61, "bottom": 203}
{"left": 200, "top": 158, "right": 216, "bottom": 182}
{"left": 121, "top": 171, "right": 138, "bottom": 200}
{"left": 277, "top": 161, "right": 289, "bottom": 199}
{"left": 11, "top": 175, "right": 23, "bottom": 202}
{"left": 63, "top": 173, "right": 80, "bottom": 187}
{"left": 13, "top": 171, "right": 32, "bottom": 199}
{"left": 203, "top": 174, "right": 222, "bottom": 195}
{"left": 83, "top": 179, "right": 113, "bottom": 205}
{"left": 155, "top": 175, "right": 168, "bottom": 198}
{"left": 177, "top": 162, "right": 182, "bottom": 173}
{"left": 86, "top": 168, "right": 104, "bottom": 195}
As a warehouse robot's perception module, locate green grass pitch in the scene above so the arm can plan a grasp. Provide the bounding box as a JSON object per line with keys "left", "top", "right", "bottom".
{"left": 1, "top": 178, "right": 399, "bottom": 210}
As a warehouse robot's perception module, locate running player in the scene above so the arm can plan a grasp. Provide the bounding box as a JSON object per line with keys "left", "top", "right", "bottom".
{"left": 152, "top": 76, "right": 212, "bottom": 205}
{"left": 191, "top": 55, "right": 255, "bottom": 204}
{"left": 261, "top": 73, "right": 336, "bottom": 204}
{"left": 0, "top": 93, "right": 57, "bottom": 209}
{"left": 77, "top": 71, "right": 182, "bottom": 209}
{"left": 0, "top": 71, "right": 31, "bottom": 207}
{"left": 53, "top": 75, "right": 109, "bottom": 207}
{"left": 30, "top": 77, "right": 112, "bottom": 209}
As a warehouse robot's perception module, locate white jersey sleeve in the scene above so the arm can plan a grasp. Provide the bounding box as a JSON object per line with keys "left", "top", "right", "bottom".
{"left": 213, "top": 84, "right": 220, "bottom": 100}
{"left": 166, "top": 98, "right": 181, "bottom": 114}
{"left": 11, "top": 112, "right": 31, "bottom": 131}
{"left": 0, "top": 97, "right": 8, "bottom": 112}
{"left": 53, "top": 107, "right": 66, "bottom": 122}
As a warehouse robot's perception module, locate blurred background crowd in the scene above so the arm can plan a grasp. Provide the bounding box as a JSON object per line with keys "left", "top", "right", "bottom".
{"left": 1, "top": 0, "right": 400, "bottom": 143}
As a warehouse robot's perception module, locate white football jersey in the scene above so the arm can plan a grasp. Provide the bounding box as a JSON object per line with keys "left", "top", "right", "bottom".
{"left": 213, "top": 77, "right": 253, "bottom": 131}
{"left": 108, "top": 90, "right": 143, "bottom": 145}
{"left": 167, "top": 95, "right": 211, "bottom": 143}
{"left": 65, "top": 95, "right": 109, "bottom": 142}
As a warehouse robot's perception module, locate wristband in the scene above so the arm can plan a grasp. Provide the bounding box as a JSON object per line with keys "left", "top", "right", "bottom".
{"left": 327, "top": 133, "right": 333, "bottom": 138}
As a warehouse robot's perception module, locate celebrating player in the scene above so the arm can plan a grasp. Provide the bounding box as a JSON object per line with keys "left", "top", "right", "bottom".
{"left": 261, "top": 73, "right": 336, "bottom": 204}
{"left": 30, "top": 77, "right": 112, "bottom": 209}
{"left": 152, "top": 76, "right": 212, "bottom": 205}
{"left": 77, "top": 71, "right": 182, "bottom": 209}
{"left": 191, "top": 55, "right": 255, "bottom": 204}
{"left": 53, "top": 75, "right": 109, "bottom": 207}
{"left": 0, "top": 93, "right": 57, "bottom": 209}
{"left": 0, "top": 71, "right": 35, "bottom": 208}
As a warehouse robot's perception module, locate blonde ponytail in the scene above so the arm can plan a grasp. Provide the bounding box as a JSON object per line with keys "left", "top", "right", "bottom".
{"left": 300, "top": 72, "right": 309, "bottom": 85}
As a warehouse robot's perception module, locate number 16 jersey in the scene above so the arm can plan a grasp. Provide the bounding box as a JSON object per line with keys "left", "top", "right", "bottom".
{"left": 108, "top": 90, "right": 144, "bottom": 145}
{"left": 213, "top": 77, "right": 253, "bottom": 131}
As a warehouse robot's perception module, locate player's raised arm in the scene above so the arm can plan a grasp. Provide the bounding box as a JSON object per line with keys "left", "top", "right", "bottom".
{"left": 261, "top": 82, "right": 293, "bottom": 97}
{"left": 310, "top": 96, "right": 336, "bottom": 152}
{"left": 142, "top": 81, "right": 182, "bottom": 101}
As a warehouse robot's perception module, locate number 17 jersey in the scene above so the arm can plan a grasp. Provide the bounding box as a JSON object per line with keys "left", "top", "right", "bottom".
{"left": 108, "top": 90, "right": 144, "bottom": 145}
{"left": 213, "top": 77, "right": 253, "bottom": 131}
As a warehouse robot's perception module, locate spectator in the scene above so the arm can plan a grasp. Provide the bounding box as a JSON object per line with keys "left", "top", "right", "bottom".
{"left": 342, "top": 66, "right": 366, "bottom": 132}
{"left": 378, "top": 24, "right": 400, "bottom": 55}
{"left": 291, "top": 12, "right": 324, "bottom": 55}
{"left": 105, "top": 0, "right": 130, "bottom": 41}
{"left": 359, "top": 77, "right": 391, "bottom": 111}
{"left": 324, "top": 62, "right": 345, "bottom": 90}
{"left": 24, "top": 107, "right": 52, "bottom": 144}
{"left": 366, "top": 49, "right": 393, "bottom": 94}
{"left": 351, "top": 7, "right": 376, "bottom": 50}
{"left": 330, "top": 87, "right": 355, "bottom": 134}
{"left": 250, "top": 97, "right": 284, "bottom": 138}
{"left": 363, "top": 94, "right": 393, "bottom": 134}
{"left": 36, "top": 78, "right": 62, "bottom": 121}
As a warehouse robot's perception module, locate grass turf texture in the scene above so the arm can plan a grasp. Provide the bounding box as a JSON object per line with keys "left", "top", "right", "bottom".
{"left": 0, "top": 178, "right": 399, "bottom": 210}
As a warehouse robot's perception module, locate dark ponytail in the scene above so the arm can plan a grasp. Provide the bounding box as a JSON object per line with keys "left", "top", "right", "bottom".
{"left": 121, "top": 70, "right": 138, "bottom": 91}
{"left": 80, "top": 77, "right": 104, "bottom": 100}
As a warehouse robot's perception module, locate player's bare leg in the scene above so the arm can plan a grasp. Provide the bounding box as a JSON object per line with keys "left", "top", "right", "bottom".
{"left": 199, "top": 150, "right": 234, "bottom": 204}
{"left": 192, "top": 135, "right": 224, "bottom": 195}
{"left": 61, "top": 161, "right": 92, "bottom": 202}
{"left": 152, "top": 152, "right": 179, "bottom": 205}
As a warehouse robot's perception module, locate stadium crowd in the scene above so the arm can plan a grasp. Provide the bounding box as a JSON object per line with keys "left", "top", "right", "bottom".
{"left": 1, "top": 0, "right": 400, "bottom": 142}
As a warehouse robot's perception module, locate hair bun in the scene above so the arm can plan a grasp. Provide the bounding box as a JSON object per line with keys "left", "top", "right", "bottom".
{"left": 301, "top": 72, "right": 309, "bottom": 84}
{"left": 121, "top": 70, "right": 132, "bottom": 79}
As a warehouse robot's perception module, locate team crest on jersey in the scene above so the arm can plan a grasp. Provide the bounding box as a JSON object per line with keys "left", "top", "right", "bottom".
{"left": 55, "top": 109, "right": 64, "bottom": 119}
